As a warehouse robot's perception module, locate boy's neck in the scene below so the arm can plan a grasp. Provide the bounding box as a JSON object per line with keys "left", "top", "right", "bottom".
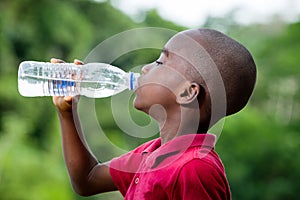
{"left": 157, "top": 107, "right": 202, "bottom": 145}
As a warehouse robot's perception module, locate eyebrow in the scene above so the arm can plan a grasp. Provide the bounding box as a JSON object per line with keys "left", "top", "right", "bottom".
{"left": 161, "top": 48, "right": 169, "bottom": 57}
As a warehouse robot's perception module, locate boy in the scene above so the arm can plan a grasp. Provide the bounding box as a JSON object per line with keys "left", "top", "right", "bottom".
{"left": 52, "top": 28, "right": 256, "bottom": 199}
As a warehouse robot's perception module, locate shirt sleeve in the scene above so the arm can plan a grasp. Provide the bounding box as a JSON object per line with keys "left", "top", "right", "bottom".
{"left": 172, "top": 159, "right": 231, "bottom": 200}
{"left": 109, "top": 157, "right": 135, "bottom": 196}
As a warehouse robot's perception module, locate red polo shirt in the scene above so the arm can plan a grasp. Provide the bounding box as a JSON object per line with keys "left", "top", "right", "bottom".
{"left": 110, "top": 133, "right": 231, "bottom": 200}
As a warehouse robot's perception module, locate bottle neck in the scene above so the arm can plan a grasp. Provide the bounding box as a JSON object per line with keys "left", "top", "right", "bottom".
{"left": 128, "top": 72, "right": 140, "bottom": 90}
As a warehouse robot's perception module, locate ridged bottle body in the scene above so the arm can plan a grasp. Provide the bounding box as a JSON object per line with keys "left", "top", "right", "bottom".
{"left": 18, "top": 61, "right": 139, "bottom": 98}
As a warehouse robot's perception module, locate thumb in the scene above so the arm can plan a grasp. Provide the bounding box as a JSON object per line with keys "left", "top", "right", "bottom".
{"left": 74, "top": 59, "right": 84, "bottom": 65}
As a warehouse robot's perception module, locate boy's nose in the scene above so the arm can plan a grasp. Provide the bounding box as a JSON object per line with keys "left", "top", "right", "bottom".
{"left": 141, "top": 64, "right": 153, "bottom": 75}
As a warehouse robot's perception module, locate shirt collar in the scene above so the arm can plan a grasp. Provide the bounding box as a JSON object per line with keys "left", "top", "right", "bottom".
{"left": 142, "top": 133, "right": 216, "bottom": 155}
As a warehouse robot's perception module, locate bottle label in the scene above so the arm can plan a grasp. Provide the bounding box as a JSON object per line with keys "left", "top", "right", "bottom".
{"left": 129, "top": 72, "right": 134, "bottom": 90}
{"left": 49, "top": 80, "right": 76, "bottom": 96}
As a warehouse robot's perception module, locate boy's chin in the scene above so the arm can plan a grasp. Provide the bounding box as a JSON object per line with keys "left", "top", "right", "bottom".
{"left": 133, "top": 97, "right": 141, "bottom": 109}
{"left": 133, "top": 97, "right": 149, "bottom": 114}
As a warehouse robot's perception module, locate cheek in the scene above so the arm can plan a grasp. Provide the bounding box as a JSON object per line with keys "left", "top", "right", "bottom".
{"left": 133, "top": 84, "right": 176, "bottom": 112}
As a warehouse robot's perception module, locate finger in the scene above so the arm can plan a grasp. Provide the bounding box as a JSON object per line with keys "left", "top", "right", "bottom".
{"left": 65, "top": 95, "right": 80, "bottom": 107}
{"left": 51, "top": 58, "right": 65, "bottom": 63}
{"left": 74, "top": 59, "right": 84, "bottom": 65}
{"left": 53, "top": 96, "right": 71, "bottom": 110}
{"left": 52, "top": 96, "right": 59, "bottom": 106}
{"left": 64, "top": 96, "right": 73, "bottom": 102}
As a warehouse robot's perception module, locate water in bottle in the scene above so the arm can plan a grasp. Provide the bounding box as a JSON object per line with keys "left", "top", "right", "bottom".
{"left": 18, "top": 61, "right": 140, "bottom": 98}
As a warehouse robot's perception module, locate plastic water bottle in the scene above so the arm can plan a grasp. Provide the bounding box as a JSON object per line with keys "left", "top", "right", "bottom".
{"left": 18, "top": 61, "right": 140, "bottom": 98}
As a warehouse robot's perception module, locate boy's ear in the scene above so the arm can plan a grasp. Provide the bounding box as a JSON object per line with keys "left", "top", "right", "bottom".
{"left": 176, "top": 82, "right": 200, "bottom": 105}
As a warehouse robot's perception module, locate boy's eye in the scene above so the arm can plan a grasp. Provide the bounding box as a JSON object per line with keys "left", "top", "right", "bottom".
{"left": 155, "top": 61, "right": 163, "bottom": 66}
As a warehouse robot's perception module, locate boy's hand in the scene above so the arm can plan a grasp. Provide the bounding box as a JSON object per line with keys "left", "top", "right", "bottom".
{"left": 52, "top": 58, "right": 84, "bottom": 113}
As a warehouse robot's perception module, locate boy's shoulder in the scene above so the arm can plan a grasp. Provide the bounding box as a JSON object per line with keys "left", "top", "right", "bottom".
{"left": 177, "top": 153, "right": 226, "bottom": 180}
{"left": 169, "top": 142, "right": 225, "bottom": 174}
{"left": 172, "top": 156, "right": 231, "bottom": 199}
{"left": 155, "top": 145, "right": 230, "bottom": 199}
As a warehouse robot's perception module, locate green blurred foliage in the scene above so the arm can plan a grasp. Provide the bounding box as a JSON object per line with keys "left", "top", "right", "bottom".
{"left": 0, "top": 0, "right": 299, "bottom": 199}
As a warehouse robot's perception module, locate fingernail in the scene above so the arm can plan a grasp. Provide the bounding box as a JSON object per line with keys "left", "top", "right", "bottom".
{"left": 74, "top": 59, "right": 84, "bottom": 65}
{"left": 51, "top": 58, "right": 64, "bottom": 63}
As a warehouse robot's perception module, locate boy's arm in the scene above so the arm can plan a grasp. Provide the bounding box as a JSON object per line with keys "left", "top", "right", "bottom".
{"left": 52, "top": 58, "right": 117, "bottom": 196}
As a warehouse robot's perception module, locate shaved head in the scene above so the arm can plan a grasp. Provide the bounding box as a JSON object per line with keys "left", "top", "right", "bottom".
{"left": 188, "top": 29, "right": 256, "bottom": 115}
{"left": 165, "top": 28, "right": 256, "bottom": 124}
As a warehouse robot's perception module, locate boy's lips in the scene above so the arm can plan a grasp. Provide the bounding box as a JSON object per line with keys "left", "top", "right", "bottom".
{"left": 136, "top": 75, "right": 143, "bottom": 88}
{"left": 133, "top": 77, "right": 141, "bottom": 92}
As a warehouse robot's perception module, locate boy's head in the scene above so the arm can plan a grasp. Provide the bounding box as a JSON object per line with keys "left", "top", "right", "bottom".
{"left": 134, "top": 28, "right": 256, "bottom": 131}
